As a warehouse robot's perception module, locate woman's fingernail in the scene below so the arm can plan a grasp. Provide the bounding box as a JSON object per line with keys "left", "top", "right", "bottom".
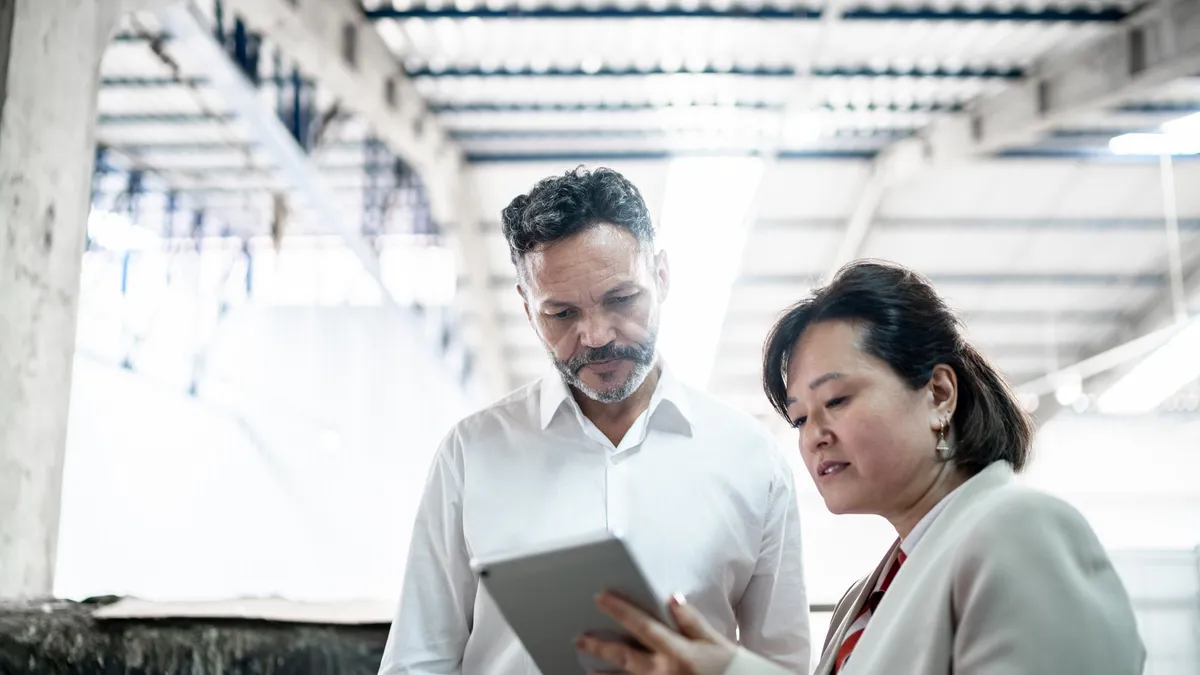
{"left": 670, "top": 592, "right": 687, "bottom": 606}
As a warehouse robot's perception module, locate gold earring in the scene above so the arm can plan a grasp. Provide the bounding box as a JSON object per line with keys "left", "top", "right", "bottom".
{"left": 936, "top": 421, "right": 951, "bottom": 456}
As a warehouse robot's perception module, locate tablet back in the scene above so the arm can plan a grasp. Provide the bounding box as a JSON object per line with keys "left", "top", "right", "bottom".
{"left": 474, "top": 534, "right": 670, "bottom": 674}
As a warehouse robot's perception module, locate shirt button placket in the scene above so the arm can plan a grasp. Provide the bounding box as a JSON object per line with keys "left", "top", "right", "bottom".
{"left": 607, "top": 451, "right": 626, "bottom": 538}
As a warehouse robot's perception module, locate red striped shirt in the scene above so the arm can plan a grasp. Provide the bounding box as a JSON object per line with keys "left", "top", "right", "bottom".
{"left": 833, "top": 551, "right": 907, "bottom": 673}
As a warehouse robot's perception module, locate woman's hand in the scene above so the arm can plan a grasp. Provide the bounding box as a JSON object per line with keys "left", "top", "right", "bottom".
{"left": 574, "top": 592, "right": 738, "bottom": 675}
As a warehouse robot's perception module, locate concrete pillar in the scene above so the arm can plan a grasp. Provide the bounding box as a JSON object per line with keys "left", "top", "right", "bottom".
{"left": 0, "top": 0, "right": 124, "bottom": 599}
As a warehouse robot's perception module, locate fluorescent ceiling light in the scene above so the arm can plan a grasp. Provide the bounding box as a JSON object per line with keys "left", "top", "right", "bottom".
{"left": 1161, "top": 111, "right": 1200, "bottom": 138}
{"left": 1053, "top": 372, "right": 1083, "bottom": 406}
{"left": 1097, "top": 317, "right": 1200, "bottom": 414}
{"left": 655, "top": 155, "right": 764, "bottom": 388}
{"left": 1108, "top": 132, "right": 1200, "bottom": 156}
{"left": 1109, "top": 111, "right": 1200, "bottom": 155}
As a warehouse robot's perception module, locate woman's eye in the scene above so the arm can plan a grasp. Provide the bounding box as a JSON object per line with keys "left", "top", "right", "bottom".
{"left": 826, "top": 396, "right": 848, "bottom": 409}
{"left": 792, "top": 417, "right": 807, "bottom": 428}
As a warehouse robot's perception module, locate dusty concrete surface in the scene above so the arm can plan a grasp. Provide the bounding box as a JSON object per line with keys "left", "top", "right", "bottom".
{"left": 0, "top": 599, "right": 389, "bottom": 674}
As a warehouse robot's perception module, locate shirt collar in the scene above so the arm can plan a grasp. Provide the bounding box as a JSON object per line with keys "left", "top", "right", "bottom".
{"left": 538, "top": 359, "right": 694, "bottom": 435}
{"left": 539, "top": 370, "right": 574, "bottom": 430}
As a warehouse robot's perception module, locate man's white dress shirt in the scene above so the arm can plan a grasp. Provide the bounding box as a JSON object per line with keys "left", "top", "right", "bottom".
{"left": 379, "top": 365, "right": 810, "bottom": 674}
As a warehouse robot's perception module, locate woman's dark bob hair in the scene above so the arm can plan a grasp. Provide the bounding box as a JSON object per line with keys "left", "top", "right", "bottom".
{"left": 762, "top": 260, "right": 1034, "bottom": 476}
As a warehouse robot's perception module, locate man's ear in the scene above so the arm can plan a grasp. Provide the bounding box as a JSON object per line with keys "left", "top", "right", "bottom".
{"left": 654, "top": 250, "right": 670, "bottom": 302}
{"left": 518, "top": 282, "right": 532, "bottom": 325}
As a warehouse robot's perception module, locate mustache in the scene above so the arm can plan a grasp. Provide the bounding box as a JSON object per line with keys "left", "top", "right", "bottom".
{"left": 564, "top": 342, "right": 655, "bottom": 374}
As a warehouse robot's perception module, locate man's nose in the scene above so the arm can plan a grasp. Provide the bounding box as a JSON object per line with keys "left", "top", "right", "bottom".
{"left": 578, "top": 313, "right": 617, "bottom": 349}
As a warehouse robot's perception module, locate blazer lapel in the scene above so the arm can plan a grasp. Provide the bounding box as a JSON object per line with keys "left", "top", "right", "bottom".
{"left": 813, "top": 541, "right": 902, "bottom": 675}
{"left": 832, "top": 462, "right": 1017, "bottom": 674}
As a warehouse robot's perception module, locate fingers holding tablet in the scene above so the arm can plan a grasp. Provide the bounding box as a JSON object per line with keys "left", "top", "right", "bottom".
{"left": 576, "top": 592, "right": 738, "bottom": 675}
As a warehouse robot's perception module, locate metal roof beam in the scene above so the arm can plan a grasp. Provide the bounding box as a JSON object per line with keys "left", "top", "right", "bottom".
{"left": 855, "top": 0, "right": 1200, "bottom": 426}
{"left": 741, "top": 273, "right": 1172, "bottom": 286}
{"left": 211, "top": 0, "right": 511, "bottom": 398}
{"left": 1116, "top": 101, "right": 1200, "bottom": 114}
{"left": 465, "top": 149, "right": 878, "bottom": 162}
{"left": 98, "top": 75, "right": 320, "bottom": 88}
{"left": 105, "top": 140, "right": 382, "bottom": 154}
{"left": 816, "top": 0, "right": 1200, "bottom": 285}
{"left": 754, "top": 216, "right": 1200, "bottom": 231}
{"left": 429, "top": 101, "right": 963, "bottom": 113}
{"left": 111, "top": 30, "right": 171, "bottom": 42}
{"left": 93, "top": 85, "right": 968, "bottom": 114}
{"left": 484, "top": 308, "right": 1130, "bottom": 325}
{"left": 822, "top": 157, "right": 889, "bottom": 280}
{"left": 153, "top": 6, "right": 382, "bottom": 273}
{"left": 150, "top": 5, "right": 498, "bottom": 398}
{"left": 100, "top": 76, "right": 210, "bottom": 87}
{"left": 97, "top": 113, "right": 236, "bottom": 124}
{"left": 902, "top": 0, "right": 1200, "bottom": 161}
{"left": 364, "top": 4, "right": 1128, "bottom": 22}
{"left": 105, "top": 148, "right": 1187, "bottom": 169}
{"left": 994, "top": 147, "right": 1196, "bottom": 158}
{"left": 450, "top": 127, "right": 916, "bottom": 140}
{"left": 1019, "top": 220, "right": 1200, "bottom": 419}
{"left": 405, "top": 65, "right": 1023, "bottom": 79}
{"left": 504, "top": 342, "right": 1085, "bottom": 360}
{"left": 488, "top": 272, "right": 1170, "bottom": 289}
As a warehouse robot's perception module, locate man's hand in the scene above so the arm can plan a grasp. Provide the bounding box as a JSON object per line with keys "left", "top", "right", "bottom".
{"left": 575, "top": 592, "right": 738, "bottom": 675}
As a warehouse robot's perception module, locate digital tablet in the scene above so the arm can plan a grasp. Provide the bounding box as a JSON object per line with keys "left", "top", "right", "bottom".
{"left": 470, "top": 532, "right": 673, "bottom": 674}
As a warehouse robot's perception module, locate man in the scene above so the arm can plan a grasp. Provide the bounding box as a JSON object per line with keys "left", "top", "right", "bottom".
{"left": 379, "top": 167, "right": 810, "bottom": 674}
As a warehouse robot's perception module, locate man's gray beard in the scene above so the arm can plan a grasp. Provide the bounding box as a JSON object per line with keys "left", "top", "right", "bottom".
{"left": 562, "top": 356, "right": 656, "bottom": 403}
{"left": 550, "top": 333, "right": 658, "bottom": 404}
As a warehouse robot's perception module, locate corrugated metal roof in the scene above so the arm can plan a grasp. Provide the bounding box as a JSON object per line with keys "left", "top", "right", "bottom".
{"left": 86, "top": 2, "right": 1200, "bottom": 418}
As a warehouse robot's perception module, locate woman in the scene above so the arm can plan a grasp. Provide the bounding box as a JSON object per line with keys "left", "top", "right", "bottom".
{"left": 575, "top": 260, "right": 1145, "bottom": 674}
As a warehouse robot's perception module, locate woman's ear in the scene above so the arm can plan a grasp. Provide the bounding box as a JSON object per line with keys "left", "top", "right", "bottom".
{"left": 928, "top": 363, "right": 958, "bottom": 429}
